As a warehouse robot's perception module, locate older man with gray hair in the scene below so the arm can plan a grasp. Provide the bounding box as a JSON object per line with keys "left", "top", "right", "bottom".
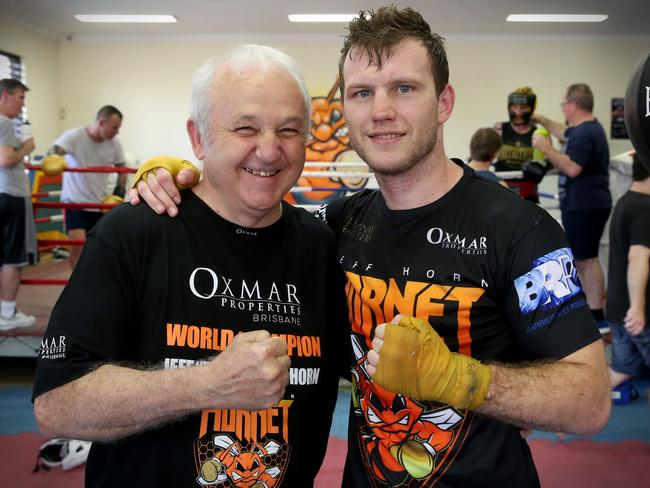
{"left": 32, "top": 45, "right": 347, "bottom": 486}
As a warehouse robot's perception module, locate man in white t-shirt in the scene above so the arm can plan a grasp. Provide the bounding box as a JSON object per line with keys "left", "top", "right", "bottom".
{"left": 49, "top": 105, "right": 127, "bottom": 268}
{"left": 0, "top": 78, "right": 37, "bottom": 330}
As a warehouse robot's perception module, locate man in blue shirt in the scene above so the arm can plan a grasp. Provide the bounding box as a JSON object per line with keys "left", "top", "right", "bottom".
{"left": 533, "top": 84, "right": 612, "bottom": 333}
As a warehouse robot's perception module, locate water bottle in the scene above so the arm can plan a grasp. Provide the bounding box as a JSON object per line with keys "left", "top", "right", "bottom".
{"left": 21, "top": 120, "right": 32, "bottom": 141}
{"left": 532, "top": 126, "right": 549, "bottom": 161}
{"left": 21, "top": 120, "right": 32, "bottom": 163}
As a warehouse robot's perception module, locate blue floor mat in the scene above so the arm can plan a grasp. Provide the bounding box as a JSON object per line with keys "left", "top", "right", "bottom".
{"left": 329, "top": 389, "right": 350, "bottom": 438}
{"left": 0, "top": 386, "right": 38, "bottom": 435}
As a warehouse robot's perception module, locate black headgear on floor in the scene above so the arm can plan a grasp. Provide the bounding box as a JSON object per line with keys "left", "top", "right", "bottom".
{"left": 625, "top": 51, "right": 650, "bottom": 171}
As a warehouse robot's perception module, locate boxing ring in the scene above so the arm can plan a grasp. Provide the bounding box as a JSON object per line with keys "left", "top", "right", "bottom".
{"left": 1, "top": 161, "right": 376, "bottom": 357}
{"left": 0, "top": 158, "right": 585, "bottom": 357}
{"left": 0, "top": 165, "right": 127, "bottom": 356}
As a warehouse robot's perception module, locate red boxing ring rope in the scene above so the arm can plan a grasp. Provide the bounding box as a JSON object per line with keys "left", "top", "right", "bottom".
{"left": 21, "top": 279, "right": 68, "bottom": 286}
{"left": 33, "top": 201, "right": 117, "bottom": 211}
{"left": 37, "top": 239, "right": 85, "bottom": 247}
{"left": 26, "top": 163, "right": 128, "bottom": 285}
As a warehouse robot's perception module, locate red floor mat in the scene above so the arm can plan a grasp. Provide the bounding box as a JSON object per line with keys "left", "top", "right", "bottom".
{"left": 530, "top": 439, "right": 650, "bottom": 488}
{"left": 315, "top": 436, "right": 346, "bottom": 487}
{"left": 0, "top": 432, "right": 84, "bottom": 487}
{"left": 2, "top": 433, "right": 648, "bottom": 487}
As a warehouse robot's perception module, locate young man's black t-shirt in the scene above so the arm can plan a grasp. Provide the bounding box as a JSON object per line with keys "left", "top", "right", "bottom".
{"left": 33, "top": 190, "right": 349, "bottom": 487}
{"left": 606, "top": 190, "right": 650, "bottom": 324}
{"left": 318, "top": 160, "right": 600, "bottom": 487}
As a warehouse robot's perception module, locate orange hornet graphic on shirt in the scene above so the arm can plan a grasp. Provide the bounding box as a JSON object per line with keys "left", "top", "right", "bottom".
{"left": 351, "top": 334, "right": 465, "bottom": 484}
{"left": 197, "top": 435, "right": 282, "bottom": 487}
{"left": 194, "top": 400, "right": 293, "bottom": 487}
{"left": 346, "top": 271, "right": 485, "bottom": 485}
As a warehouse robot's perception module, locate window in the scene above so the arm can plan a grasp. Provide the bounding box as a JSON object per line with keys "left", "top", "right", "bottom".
{"left": 0, "top": 49, "right": 28, "bottom": 135}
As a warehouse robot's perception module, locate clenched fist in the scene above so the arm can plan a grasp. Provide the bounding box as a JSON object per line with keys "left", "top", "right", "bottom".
{"left": 200, "top": 330, "right": 291, "bottom": 411}
{"left": 367, "top": 315, "right": 492, "bottom": 410}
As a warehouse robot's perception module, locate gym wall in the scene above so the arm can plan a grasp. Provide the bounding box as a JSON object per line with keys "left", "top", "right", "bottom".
{"left": 0, "top": 19, "right": 61, "bottom": 159}
{"left": 3, "top": 19, "right": 649, "bottom": 164}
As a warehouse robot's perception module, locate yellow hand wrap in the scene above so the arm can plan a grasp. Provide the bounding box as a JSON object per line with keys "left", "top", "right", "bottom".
{"left": 373, "top": 316, "right": 492, "bottom": 410}
{"left": 130, "top": 155, "right": 200, "bottom": 190}
{"left": 40, "top": 154, "right": 66, "bottom": 176}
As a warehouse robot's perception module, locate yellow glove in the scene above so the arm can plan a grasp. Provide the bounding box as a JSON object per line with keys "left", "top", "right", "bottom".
{"left": 102, "top": 194, "right": 124, "bottom": 213}
{"left": 40, "top": 154, "right": 66, "bottom": 176}
{"left": 373, "top": 316, "right": 492, "bottom": 410}
{"left": 130, "top": 156, "right": 200, "bottom": 190}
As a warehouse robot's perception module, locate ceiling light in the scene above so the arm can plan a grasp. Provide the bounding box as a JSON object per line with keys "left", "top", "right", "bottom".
{"left": 288, "top": 14, "right": 358, "bottom": 23}
{"left": 75, "top": 15, "right": 177, "bottom": 23}
{"left": 507, "top": 14, "right": 608, "bottom": 23}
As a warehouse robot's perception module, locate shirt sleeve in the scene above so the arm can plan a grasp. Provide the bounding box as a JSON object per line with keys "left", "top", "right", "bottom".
{"left": 315, "top": 194, "right": 356, "bottom": 236}
{"left": 32, "top": 222, "right": 138, "bottom": 400}
{"left": 565, "top": 127, "right": 593, "bottom": 168}
{"left": 502, "top": 216, "right": 601, "bottom": 359}
{"left": 629, "top": 206, "right": 650, "bottom": 248}
{"left": 53, "top": 129, "right": 76, "bottom": 154}
{"left": 0, "top": 118, "right": 19, "bottom": 148}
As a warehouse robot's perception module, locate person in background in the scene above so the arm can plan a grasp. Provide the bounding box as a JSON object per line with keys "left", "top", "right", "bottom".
{"left": 0, "top": 78, "right": 36, "bottom": 330}
{"left": 606, "top": 155, "right": 650, "bottom": 390}
{"left": 468, "top": 127, "right": 508, "bottom": 187}
{"left": 47, "top": 105, "right": 127, "bottom": 269}
{"left": 494, "top": 87, "right": 546, "bottom": 201}
{"left": 533, "top": 84, "right": 612, "bottom": 334}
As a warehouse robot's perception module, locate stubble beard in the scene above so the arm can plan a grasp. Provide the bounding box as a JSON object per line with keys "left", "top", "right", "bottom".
{"left": 353, "top": 132, "right": 438, "bottom": 177}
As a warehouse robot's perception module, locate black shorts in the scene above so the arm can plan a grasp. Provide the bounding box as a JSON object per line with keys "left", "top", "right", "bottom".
{"left": 65, "top": 209, "right": 103, "bottom": 233}
{"left": 562, "top": 208, "right": 611, "bottom": 260}
{"left": 0, "top": 193, "right": 27, "bottom": 266}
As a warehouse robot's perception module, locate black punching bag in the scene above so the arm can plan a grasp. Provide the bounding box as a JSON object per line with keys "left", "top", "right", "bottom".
{"left": 625, "top": 51, "right": 650, "bottom": 170}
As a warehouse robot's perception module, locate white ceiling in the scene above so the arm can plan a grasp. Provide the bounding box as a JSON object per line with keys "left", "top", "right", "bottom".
{"left": 2, "top": 0, "right": 649, "bottom": 41}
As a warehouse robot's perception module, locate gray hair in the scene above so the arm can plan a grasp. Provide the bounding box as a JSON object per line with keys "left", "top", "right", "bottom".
{"left": 566, "top": 83, "right": 594, "bottom": 112}
{"left": 189, "top": 44, "right": 311, "bottom": 143}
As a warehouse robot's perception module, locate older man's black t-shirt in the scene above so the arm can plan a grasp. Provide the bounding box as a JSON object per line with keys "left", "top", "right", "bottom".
{"left": 33, "top": 191, "right": 349, "bottom": 487}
